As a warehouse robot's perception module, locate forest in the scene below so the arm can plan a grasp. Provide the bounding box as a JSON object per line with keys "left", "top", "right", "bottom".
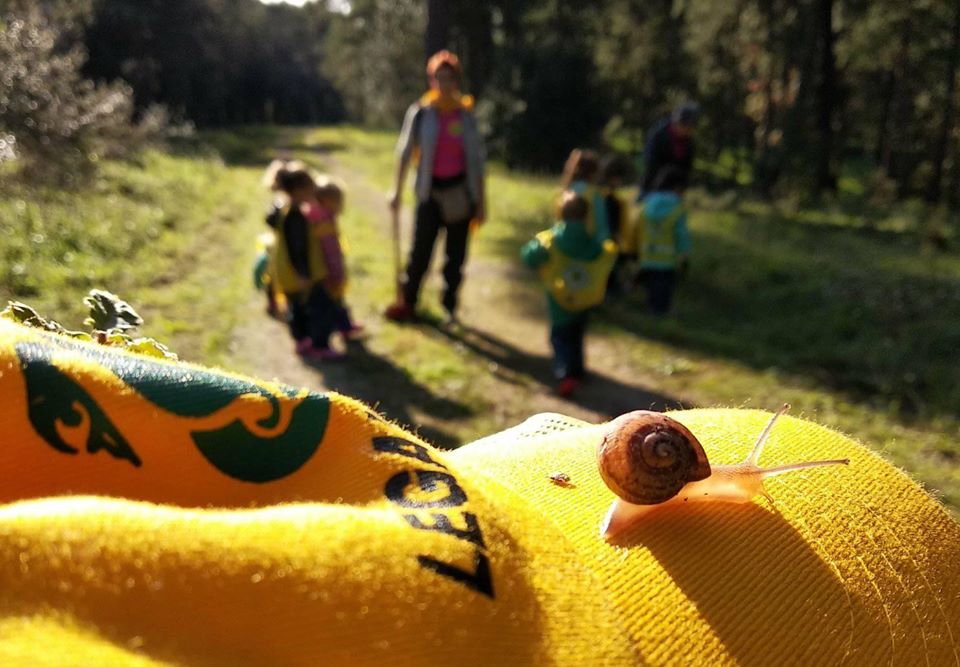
{"left": 1, "top": 0, "right": 958, "bottom": 208}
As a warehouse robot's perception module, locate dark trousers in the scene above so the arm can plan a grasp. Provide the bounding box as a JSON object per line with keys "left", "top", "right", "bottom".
{"left": 642, "top": 269, "right": 676, "bottom": 315}
{"left": 402, "top": 199, "right": 471, "bottom": 314}
{"left": 285, "top": 283, "right": 338, "bottom": 348}
{"left": 331, "top": 301, "right": 354, "bottom": 332}
{"left": 550, "top": 312, "right": 589, "bottom": 380}
{"left": 606, "top": 254, "right": 630, "bottom": 296}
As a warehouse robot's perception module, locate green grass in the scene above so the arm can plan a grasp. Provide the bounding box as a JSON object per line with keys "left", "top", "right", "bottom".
{"left": 0, "top": 138, "right": 273, "bottom": 361}
{"left": 284, "top": 126, "right": 960, "bottom": 511}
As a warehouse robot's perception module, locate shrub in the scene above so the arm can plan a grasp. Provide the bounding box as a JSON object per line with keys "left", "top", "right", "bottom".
{"left": 0, "top": 6, "right": 168, "bottom": 183}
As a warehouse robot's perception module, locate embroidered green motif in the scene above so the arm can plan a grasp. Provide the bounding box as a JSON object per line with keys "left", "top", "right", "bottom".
{"left": 16, "top": 337, "right": 330, "bottom": 483}
{"left": 17, "top": 342, "right": 142, "bottom": 468}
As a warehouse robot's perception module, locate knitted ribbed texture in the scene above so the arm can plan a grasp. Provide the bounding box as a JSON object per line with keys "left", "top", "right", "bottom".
{"left": 0, "top": 319, "right": 957, "bottom": 665}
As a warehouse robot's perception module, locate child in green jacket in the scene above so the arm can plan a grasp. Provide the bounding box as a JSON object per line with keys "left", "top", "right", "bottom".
{"left": 522, "top": 192, "right": 618, "bottom": 397}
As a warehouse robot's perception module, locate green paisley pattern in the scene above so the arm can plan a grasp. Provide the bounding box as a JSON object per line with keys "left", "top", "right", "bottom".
{"left": 15, "top": 337, "right": 330, "bottom": 483}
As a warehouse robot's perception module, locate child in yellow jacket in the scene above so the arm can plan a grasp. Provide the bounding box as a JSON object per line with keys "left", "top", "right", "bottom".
{"left": 522, "top": 192, "right": 618, "bottom": 397}
{"left": 272, "top": 168, "right": 346, "bottom": 360}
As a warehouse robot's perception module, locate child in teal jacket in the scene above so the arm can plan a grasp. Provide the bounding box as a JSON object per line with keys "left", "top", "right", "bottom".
{"left": 522, "top": 192, "right": 617, "bottom": 397}
{"left": 633, "top": 166, "right": 692, "bottom": 314}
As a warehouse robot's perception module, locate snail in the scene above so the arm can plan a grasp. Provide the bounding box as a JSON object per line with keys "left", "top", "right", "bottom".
{"left": 597, "top": 404, "right": 849, "bottom": 540}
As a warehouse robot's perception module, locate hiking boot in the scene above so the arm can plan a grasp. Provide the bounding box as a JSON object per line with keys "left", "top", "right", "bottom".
{"left": 384, "top": 301, "right": 414, "bottom": 322}
{"left": 557, "top": 377, "right": 580, "bottom": 398}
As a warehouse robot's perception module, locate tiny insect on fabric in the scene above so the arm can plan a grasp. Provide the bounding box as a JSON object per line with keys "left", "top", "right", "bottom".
{"left": 0, "top": 318, "right": 958, "bottom": 666}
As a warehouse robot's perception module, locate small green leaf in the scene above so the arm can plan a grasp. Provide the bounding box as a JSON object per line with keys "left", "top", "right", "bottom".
{"left": 83, "top": 290, "right": 143, "bottom": 334}
{"left": 125, "top": 337, "right": 178, "bottom": 361}
{"left": 2, "top": 301, "right": 91, "bottom": 340}
{"left": 4, "top": 296, "right": 174, "bottom": 359}
{"left": 2, "top": 301, "right": 50, "bottom": 328}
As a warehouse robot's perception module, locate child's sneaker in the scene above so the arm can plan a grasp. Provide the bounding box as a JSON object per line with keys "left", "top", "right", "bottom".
{"left": 303, "top": 346, "right": 345, "bottom": 361}
{"left": 384, "top": 301, "right": 414, "bottom": 322}
{"left": 556, "top": 377, "right": 580, "bottom": 398}
{"left": 294, "top": 338, "right": 313, "bottom": 355}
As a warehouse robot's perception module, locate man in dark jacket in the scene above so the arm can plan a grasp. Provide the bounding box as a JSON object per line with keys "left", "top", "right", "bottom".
{"left": 640, "top": 102, "right": 700, "bottom": 196}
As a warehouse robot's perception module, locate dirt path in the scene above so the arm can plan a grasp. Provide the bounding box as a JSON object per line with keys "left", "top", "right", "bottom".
{"left": 227, "top": 154, "right": 688, "bottom": 447}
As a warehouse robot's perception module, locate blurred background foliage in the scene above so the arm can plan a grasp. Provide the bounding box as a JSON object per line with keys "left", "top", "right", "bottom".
{"left": 0, "top": 0, "right": 957, "bottom": 208}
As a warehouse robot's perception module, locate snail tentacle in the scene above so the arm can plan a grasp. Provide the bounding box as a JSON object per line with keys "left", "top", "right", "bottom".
{"left": 745, "top": 403, "right": 791, "bottom": 466}
{"left": 758, "top": 458, "right": 850, "bottom": 478}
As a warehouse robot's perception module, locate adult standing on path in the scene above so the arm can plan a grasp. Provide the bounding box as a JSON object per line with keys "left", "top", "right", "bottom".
{"left": 385, "top": 50, "right": 487, "bottom": 325}
{"left": 639, "top": 102, "right": 700, "bottom": 197}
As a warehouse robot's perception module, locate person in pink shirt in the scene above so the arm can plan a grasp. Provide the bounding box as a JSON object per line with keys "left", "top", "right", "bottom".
{"left": 308, "top": 179, "right": 363, "bottom": 343}
{"left": 386, "top": 50, "right": 487, "bottom": 326}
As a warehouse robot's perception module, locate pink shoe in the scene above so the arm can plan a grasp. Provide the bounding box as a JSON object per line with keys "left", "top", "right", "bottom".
{"left": 294, "top": 338, "right": 313, "bottom": 355}
{"left": 342, "top": 324, "right": 366, "bottom": 340}
{"left": 303, "top": 345, "right": 345, "bottom": 361}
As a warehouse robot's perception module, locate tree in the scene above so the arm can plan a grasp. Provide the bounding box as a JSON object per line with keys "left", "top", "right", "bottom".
{"left": 0, "top": 4, "right": 154, "bottom": 180}
{"left": 83, "top": 0, "right": 343, "bottom": 126}
{"left": 426, "top": 0, "right": 449, "bottom": 61}
{"left": 927, "top": 0, "right": 960, "bottom": 202}
{"left": 323, "top": 0, "right": 425, "bottom": 127}
{"left": 815, "top": 0, "right": 839, "bottom": 191}
{"left": 484, "top": 0, "right": 609, "bottom": 169}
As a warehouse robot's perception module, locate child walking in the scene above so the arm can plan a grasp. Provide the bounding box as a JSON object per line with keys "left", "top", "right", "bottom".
{"left": 271, "top": 167, "right": 345, "bottom": 360}
{"left": 522, "top": 191, "right": 618, "bottom": 397}
{"left": 632, "top": 166, "right": 692, "bottom": 315}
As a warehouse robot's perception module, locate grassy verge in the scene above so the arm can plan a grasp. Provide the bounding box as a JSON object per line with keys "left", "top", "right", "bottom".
{"left": 0, "top": 138, "right": 274, "bottom": 362}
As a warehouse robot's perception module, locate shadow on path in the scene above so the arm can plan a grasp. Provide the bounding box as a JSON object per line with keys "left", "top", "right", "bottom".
{"left": 301, "top": 339, "right": 472, "bottom": 449}
{"left": 423, "top": 318, "right": 691, "bottom": 419}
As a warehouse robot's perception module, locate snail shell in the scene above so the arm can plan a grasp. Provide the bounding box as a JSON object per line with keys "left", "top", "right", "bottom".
{"left": 597, "top": 411, "right": 711, "bottom": 505}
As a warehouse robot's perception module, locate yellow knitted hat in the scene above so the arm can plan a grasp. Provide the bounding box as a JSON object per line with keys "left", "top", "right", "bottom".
{"left": 0, "top": 319, "right": 957, "bottom": 665}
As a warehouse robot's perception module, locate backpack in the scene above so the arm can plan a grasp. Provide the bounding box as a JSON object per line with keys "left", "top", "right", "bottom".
{"left": 535, "top": 230, "right": 618, "bottom": 311}
{"left": 636, "top": 206, "right": 684, "bottom": 265}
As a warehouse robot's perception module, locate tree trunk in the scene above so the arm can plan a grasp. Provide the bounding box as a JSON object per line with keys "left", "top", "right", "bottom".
{"left": 425, "top": 0, "right": 450, "bottom": 62}
{"left": 815, "top": 0, "right": 838, "bottom": 192}
{"left": 452, "top": 3, "right": 494, "bottom": 93}
{"left": 876, "top": 69, "right": 894, "bottom": 170}
{"left": 951, "top": 137, "right": 960, "bottom": 209}
{"left": 891, "top": 23, "right": 913, "bottom": 195}
{"left": 754, "top": 0, "right": 778, "bottom": 196}
{"left": 926, "top": 0, "right": 960, "bottom": 203}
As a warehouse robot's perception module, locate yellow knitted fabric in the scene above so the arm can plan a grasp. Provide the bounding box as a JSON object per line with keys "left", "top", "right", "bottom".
{"left": 0, "top": 319, "right": 957, "bottom": 665}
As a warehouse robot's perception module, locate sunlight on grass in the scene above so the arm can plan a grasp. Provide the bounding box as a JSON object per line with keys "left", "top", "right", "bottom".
{"left": 293, "top": 125, "right": 960, "bottom": 511}
{"left": 3, "top": 124, "right": 956, "bottom": 512}
{"left": 0, "top": 145, "right": 266, "bottom": 361}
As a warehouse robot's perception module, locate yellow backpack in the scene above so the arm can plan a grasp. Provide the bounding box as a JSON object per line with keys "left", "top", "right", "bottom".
{"left": 536, "top": 230, "right": 618, "bottom": 311}
{"left": 635, "top": 206, "right": 684, "bottom": 265}
{"left": 270, "top": 205, "right": 329, "bottom": 293}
